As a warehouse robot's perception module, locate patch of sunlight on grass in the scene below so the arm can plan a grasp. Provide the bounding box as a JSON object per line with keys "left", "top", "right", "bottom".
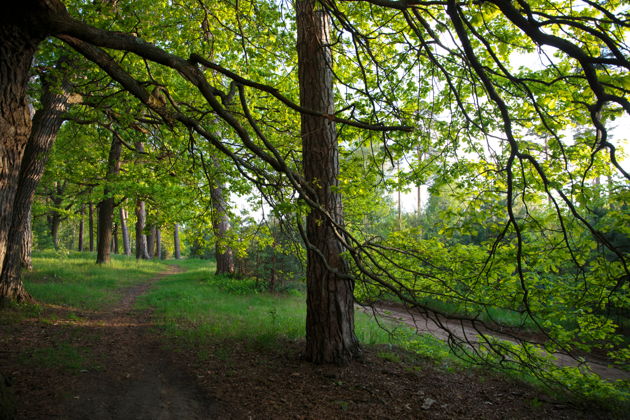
{"left": 138, "top": 258, "right": 455, "bottom": 363}
{"left": 23, "top": 250, "right": 167, "bottom": 310}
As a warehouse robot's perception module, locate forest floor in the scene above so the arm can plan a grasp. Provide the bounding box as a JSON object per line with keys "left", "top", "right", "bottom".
{"left": 0, "top": 265, "right": 620, "bottom": 419}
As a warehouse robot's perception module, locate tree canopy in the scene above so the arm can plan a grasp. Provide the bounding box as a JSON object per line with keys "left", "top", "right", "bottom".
{"left": 0, "top": 0, "right": 628, "bottom": 399}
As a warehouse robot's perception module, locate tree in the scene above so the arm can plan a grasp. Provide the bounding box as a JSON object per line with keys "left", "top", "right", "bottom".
{"left": 96, "top": 134, "right": 122, "bottom": 264}
{"left": 0, "top": 54, "right": 74, "bottom": 301}
{"left": 0, "top": 0, "right": 627, "bottom": 382}
{"left": 297, "top": 0, "right": 360, "bottom": 363}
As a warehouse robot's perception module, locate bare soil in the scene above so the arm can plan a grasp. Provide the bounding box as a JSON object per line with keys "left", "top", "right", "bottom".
{"left": 0, "top": 266, "right": 620, "bottom": 419}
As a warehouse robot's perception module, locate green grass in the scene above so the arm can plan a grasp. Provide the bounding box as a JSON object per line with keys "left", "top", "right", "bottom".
{"left": 138, "top": 258, "right": 454, "bottom": 359}
{"left": 18, "top": 342, "right": 92, "bottom": 372}
{"left": 23, "top": 250, "right": 167, "bottom": 310}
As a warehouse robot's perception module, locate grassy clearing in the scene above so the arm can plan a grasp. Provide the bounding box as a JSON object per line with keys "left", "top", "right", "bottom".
{"left": 138, "top": 259, "right": 457, "bottom": 362}
{"left": 22, "top": 250, "right": 167, "bottom": 310}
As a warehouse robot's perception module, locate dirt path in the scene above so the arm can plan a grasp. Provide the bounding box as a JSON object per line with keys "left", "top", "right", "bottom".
{"left": 366, "top": 303, "right": 630, "bottom": 382}
{"left": 5, "top": 265, "right": 220, "bottom": 420}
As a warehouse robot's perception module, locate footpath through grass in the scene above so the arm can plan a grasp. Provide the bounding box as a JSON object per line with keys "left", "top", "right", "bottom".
{"left": 22, "top": 250, "right": 167, "bottom": 310}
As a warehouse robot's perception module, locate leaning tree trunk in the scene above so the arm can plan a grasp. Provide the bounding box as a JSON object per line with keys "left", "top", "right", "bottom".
{"left": 120, "top": 207, "right": 131, "bottom": 256}
{"left": 96, "top": 135, "right": 122, "bottom": 264}
{"left": 210, "top": 165, "right": 235, "bottom": 275}
{"left": 174, "top": 224, "right": 181, "bottom": 259}
{"left": 0, "top": 61, "right": 73, "bottom": 301}
{"left": 296, "top": 0, "right": 360, "bottom": 364}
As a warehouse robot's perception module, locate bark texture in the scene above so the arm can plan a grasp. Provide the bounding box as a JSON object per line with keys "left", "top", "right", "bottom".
{"left": 0, "top": 20, "right": 41, "bottom": 288}
{"left": 96, "top": 135, "right": 122, "bottom": 264}
{"left": 1, "top": 65, "right": 73, "bottom": 299}
{"left": 296, "top": 0, "right": 360, "bottom": 364}
{"left": 0, "top": 10, "right": 68, "bottom": 301}
{"left": 20, "top": 208, "right": 32, "bottom": 271}
{"left": 210, "top": 173, "right": 235, "bottom": 275}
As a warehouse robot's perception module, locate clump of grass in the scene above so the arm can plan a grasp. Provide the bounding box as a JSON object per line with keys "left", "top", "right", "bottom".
{"left": 19, "top": 342, "right": 91, "bottom": 372}
{"left": 23, "top": 250, "right": 167, "bottom": 310}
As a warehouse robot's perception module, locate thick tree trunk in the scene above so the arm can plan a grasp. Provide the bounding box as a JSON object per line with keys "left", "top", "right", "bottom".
{"left": 0, "top": 62, "right": 73, "bottom": 301}
{"left": 297, "top": 0, "right": 360, "bottom": 364}
{"left": 174, "top": 224, "right": 181, "bottom": 259}
{"left": 120, "top": 208, "right": 131, "bottom": 256}
{"left": 135, "top": 200, "right": 149, "bottom": 259}
{"left": 96, "top": 135, "right": 122, "bottom": 264}
{"left": 211, "top": 165, "right": 235, "bottom": 275}
{"left": 78, "top": 204, "right": 85, "bottom": 251}
{"left": 146, "top": 224, "right": 155, "bottom": 259}
{"left": 0, "top": 8, "right": 61, "bottom": 301}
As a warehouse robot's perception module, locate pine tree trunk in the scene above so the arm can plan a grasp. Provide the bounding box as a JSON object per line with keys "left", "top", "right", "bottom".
{"left": 296, "top": 0, "right": 360, "bottom": 364}
{"left": 120, "top": 208, "right": 131, "bottom": 256}
{"left": 96, "top": 135, "right": 122, "bottom": 264}
{"left": 174, "top": 224, "right": 181, "bottom": 259}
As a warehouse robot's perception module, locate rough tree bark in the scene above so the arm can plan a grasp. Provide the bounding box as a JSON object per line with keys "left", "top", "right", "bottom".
{"left": 0, "top": 61, "right": 73, "bottom": 300}
{"left": 96, "top": 134, "right": 122, "bottom": 264}
{"left": 174, "top": 224, "right": 181, "bottom": 259}
{"left": 21, "top": 208, "right": 32, "bottom": 271}
{"left": 296, "top": 0, "right": 360, "bottom": 364}
{"left": 210, "top": 172, "right": 235, "bottom": 275}
{"left": 119, "top": 207, "right": 131, "bottom": 256}
{"left": 0, "top": 14, "right": 43, "bottom": 298}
